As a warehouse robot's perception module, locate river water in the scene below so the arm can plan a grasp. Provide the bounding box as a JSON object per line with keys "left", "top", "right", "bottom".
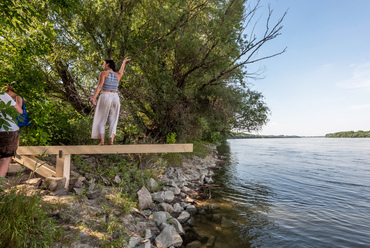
{"left": 192, "top": 138, "right": 370, "bottom": 248}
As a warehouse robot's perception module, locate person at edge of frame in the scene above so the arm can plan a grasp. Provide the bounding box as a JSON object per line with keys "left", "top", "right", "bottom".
{"left": 0, "top": 88, "right": 23, "bottom": 178}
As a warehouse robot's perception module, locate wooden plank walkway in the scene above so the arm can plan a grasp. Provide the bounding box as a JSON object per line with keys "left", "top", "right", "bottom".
{"left": 15, "top": 144, "right": 193, "bottom": 187}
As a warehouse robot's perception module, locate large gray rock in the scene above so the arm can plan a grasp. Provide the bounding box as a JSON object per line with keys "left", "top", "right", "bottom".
{"left": 155, "top": 225, "right": 183, "bottom": 248}
{"left": 87, "top": 189, "right": 100, "bottom": 199}
{"left": 167, "top": 186, "right": 181, "bottom": 195}
{"left": 114, "top": 175, "right": 122, "bottom": 184}
{"left": 136, "top": 241, "right": 151, "bottom": 248}
{"left": 204, "top": 177, "right": 214, "bottom": 184}
{"left": 163, "top": 190, "right": 175, "bottom": 203}
{"left": 153, "top": 190, "right": 175, "bottom": 203}
{"left": 152, "top": 191, "right": 165, "bottom": 203}
{"left": 24, "top": 178, "right": 42, "bottom": 186}
{"left": 42, "top": 177, "right": 66, "bottom": 192}
{"left": 177, "top": 211, "right": 190, "bottom": 224}
{"left": 128, "top": 236, "right": 142, "bottom": 248}
{"left": 173, "top": 203, "right": 183, "bottom": 213}
{"left": 199, "top": 168, "right": 209, "bottom": 176}
{"left": 73, "top": 187, "right": 83, "bottom": 195}
{"left": 186, "top": 205, "right": 197, "bottom": 215}
{"left": 152, "top": 211, "right": 169, "bottom": 226}
{"left": 147, "top": 178, "right": 159, "bottom": 191}
{"left": 169, "top": 218, "right": 185, "bottom": 235}
{"left": 75, "top": 176, "right": 86, "bottom": 188}
{"left": 137, "top": 186, "right": 153, "bottom": 210}
{"left": 160, "top": 203, "right": 174, "bottom": 213}
{"left": 88, "top": 183, "right": 95, "bottom": 191}
{"left": 165, "top": 180, "right": 177, "bottom": 187}
{"left": 69, "top": 243, "right": 95, "bottom": 248}
{"left": 51, "top": 188, "right": 69, "bottom": 196}
{"left": 180, "top": 202, "right": 191, "bottom": 208}
{"left": 145, "top": 229, "right": 152, "bottom": 239}
{"left": 182, "top": 186, "right": 191, "bottom": 193}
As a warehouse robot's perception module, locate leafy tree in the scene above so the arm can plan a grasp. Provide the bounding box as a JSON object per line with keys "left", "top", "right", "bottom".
{"left": 1, "top": 0, "right": 286, "bottom": 144}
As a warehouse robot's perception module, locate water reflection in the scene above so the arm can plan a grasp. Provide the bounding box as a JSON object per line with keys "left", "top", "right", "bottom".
{"left": 190, "top": 142, "right": 277, "bottom": 248}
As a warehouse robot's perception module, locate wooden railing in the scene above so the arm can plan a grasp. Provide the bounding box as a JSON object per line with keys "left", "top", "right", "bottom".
{"left": 15, "top": 144, "right": 193, "bottom": 187}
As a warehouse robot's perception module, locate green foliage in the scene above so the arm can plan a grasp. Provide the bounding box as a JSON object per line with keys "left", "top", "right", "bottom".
{"left": 166, "top": 132, "right": 177, "bottom": 144}
{"left": 1, "top": 0, "right": 285, "bottom": 144}
{"left": 0, "top": 92, "right": 20, "bottom": 132}
{"left": 0, "top": 187, "right": 64, "bottom": 247}
{"left": 191, "top": 141, "right": 214, "bottom": 158}
{"left": 326, "top": 130, "right": 370, "bottom": 138}
{"left": 18, "top": 99, "right": 85, "bottom": 145}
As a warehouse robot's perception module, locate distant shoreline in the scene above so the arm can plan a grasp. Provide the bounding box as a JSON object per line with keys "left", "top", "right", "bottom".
{"left": 228, "top": 133, "right": 317, "bottom": 139}
{"left": 325, "top": 130, "right": 370, "bottom": 138}
{"left": 229, "top": 130, "right": 370, "bottom": 139}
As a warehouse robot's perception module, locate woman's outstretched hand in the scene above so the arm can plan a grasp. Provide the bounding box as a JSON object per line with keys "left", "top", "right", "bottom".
{"left": 90, "top": 97, "right": 97, "bottom": 106}
{"left": 123, "top": 57, "right": 132, "bottom": 63}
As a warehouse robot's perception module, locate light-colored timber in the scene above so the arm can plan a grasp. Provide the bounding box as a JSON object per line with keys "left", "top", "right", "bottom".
{"left": 15, "top": 143, "right": 193, "bottom": 188}
{"left": 56, "top": 154, "right": 70, "bottom": 178}
{"left": 13, "top": 155, "right": 56, "bottom": 178}
{"left": 17, "top": 144, "right": 193, "bottom": 155}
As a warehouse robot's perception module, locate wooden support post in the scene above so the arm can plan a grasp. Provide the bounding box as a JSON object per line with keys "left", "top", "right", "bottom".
{"left": 56, "top": 151, "right": 71, "bottom": 188}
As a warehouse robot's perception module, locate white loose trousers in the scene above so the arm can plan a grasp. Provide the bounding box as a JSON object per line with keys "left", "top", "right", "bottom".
{"left": 91, "top": 92, "right": 120, "bottom": 139}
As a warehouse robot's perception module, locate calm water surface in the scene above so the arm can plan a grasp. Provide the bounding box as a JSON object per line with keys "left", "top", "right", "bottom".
{"left": 194, "top": 138, "right": 370, "bottom": 248}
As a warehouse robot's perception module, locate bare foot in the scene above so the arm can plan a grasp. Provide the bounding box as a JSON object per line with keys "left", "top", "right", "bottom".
{"left": 109, "top": 135, "right": 115, "bottom": 145}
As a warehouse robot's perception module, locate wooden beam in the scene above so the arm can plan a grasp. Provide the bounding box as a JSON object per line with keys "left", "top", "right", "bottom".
{"left": 56, "top": 153, "right": 71, "bottom": 187}
{"left": 17, "top": 144, "right": 193, "bottom": 155}
{"left": 13, "top": 155, "right": 56, "bottom": 178}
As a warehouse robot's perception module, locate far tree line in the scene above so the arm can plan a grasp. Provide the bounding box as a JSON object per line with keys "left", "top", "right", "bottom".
{"left": 325, "top": 130, "right": 370, "bottom": 138}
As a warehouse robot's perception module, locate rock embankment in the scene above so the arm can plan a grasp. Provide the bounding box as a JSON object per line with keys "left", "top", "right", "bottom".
{"left": 130, "top": 154, "right": 221, "bottom": 248}
{"left": 6, "top": 145, "right": 225, "bottom": 248}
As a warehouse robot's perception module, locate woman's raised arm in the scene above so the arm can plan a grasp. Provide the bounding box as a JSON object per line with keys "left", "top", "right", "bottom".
{"left": 116, "top": 57, "right": 131, "bottom": 80}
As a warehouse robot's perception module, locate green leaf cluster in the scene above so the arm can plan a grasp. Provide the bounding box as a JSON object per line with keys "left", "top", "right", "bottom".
{"left": 0, "top": 92, "right": 20, "bottom": 132}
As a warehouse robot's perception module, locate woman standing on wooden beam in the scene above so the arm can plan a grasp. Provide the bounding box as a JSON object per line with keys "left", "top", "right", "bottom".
{"left": 90, "top": 57, "right": 131, "bottom": 145}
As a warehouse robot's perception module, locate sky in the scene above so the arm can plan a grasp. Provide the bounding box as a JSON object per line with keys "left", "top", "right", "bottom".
{"left": 246, "top": 0, "right": 370, "bottom": 136}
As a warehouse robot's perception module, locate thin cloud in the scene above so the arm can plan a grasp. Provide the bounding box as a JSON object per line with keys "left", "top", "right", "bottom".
{"left": 350, "top": 104, "right": 370, "bottom": 110}
{"left": 336, "top": 63, "right": 370, "bottom": 90}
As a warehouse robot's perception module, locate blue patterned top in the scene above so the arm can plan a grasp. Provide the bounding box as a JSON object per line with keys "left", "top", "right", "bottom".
{"left": 102, "top": 72, "right": 119, "bottom": 91}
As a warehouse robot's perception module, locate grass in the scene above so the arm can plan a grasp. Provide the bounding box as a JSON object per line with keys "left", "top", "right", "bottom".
{"left": 0, "top": 185, "right": 65, "bottom": 248}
